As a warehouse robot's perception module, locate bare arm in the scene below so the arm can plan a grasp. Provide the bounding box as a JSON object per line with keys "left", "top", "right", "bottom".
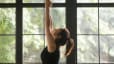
{"left": 49, "top": 16, "right": 54, "bottom": 32}
{"left": 45, "top": 0, "right": 56, "bottom": 52}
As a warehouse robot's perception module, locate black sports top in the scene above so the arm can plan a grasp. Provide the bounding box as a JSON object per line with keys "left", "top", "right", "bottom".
{"left": 41, "top": 47, "right": 60, "bottom": 64}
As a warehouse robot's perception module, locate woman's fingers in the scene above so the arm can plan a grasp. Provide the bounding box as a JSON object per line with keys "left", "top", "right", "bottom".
{"left": 46, "top": 0, "right": 52, "bottom": 7}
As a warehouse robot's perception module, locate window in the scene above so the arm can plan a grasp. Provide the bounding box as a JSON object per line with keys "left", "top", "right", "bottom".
{"left": 1, "top": 0, "right": 114, "bottom": 64}
{"left": 77, "top": 8, "right": 98, "bottom": 34}
{"left": 77, "top": 35, "right": 99, "bottom": 63}
{"left": 77, "top": 8, "right": 99, "bottom": 63}
{"left": 77, "top": 0, "right": 114, "bottom": 64}
{"left": 77, "top": 0, "right": 98, "bottom": 3}
{"left": 23, "top": 0, "right": 65, "bottom": 3}
{"left": 100, "top": 0, "right": 114, "bottom": 3}
{"left": 99, "top": 8, "right": 114, "bottom": 63}
{"left": 0, "top": 8, "right": 16, "bottom": 63}
{"left": 0, "top": 0, "right": 15, "bottom": 3}
{"left": 23, "top": 8, "right": 66, "bottom": 63}
{"left": 0, "top": 0, "right": 68, "bottom": 64}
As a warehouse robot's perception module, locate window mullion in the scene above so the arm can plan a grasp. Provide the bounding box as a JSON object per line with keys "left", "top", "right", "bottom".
{"left": 66, "top": 0, "right": 77, "bottom": 64}
{"left": 16, "top": 0, "right": 23, "bottom": 64}
{"left": 98, "top": 0, "right": 100, "bottom": 63}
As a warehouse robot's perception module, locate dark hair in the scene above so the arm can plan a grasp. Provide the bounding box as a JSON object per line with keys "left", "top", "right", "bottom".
{"left": 55, "top": 29, "right": 69, "bottom": 46}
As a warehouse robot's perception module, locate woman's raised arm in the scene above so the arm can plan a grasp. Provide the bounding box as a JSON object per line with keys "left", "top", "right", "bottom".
{"left": 45, "top": 0, "right": 56, "bottom": 52}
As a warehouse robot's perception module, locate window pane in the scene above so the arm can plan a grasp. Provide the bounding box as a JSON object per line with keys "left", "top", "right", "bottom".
{"left": 77, "top": 8, "right": 98, "bottom": 34}
{"left": 0, "top": 0, "right": 15, "bottom": 3}
{"left": 77, "top": 0, "right": 97, "bottom": 3}
{"left": 23, "top": 0, "right": 43, "bottom": 3}
{"left": 77, "top": 35, "right": 99, "bottom": 63}
{"left": 50, "top": 8, "right": 66, "bottom": 28}
{"left": 59, "top": 45, "right": 66, "bottom": 64}
{"left": 23, "top": 35, "right": 44, "bottom": 64}
{"left": 100, "top": 0, "right": 114, "bottom": 3}
{"left": 0, "top": 8, "right": 15, "bottom": 34}
{"left": 23, "top": 0, "right": 65, "bottom": 3}
{"left": 0, "top": 36, "right": 15, "bottom": 63}
{"left": 52, "top": 0, "right": 65, "bottom": 3}
{"left": 23, "top": 8, "right": 44, "bottom": 34}
{"left": 100, "top": 8, "right": 114, "bottom": 34}
{"left": 100, "top": 36, "right": 114, "bottom": 63}
{"left": 23, "top": 8, "right": 65, "bottom": 34}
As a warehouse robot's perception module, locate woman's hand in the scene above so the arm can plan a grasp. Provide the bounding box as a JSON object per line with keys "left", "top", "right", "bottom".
{"left": 46, "top": 0, "right": 52, "bottom": 7}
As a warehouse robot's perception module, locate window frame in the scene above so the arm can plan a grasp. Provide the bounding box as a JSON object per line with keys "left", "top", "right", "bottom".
{"left": 0, "top": 0, "right": 114, "bottom": 64}
{"left": 77, "top": 1, "right": 114, "bottom": 64}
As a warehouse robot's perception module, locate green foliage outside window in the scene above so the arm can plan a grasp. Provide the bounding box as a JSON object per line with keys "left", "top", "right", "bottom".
{"left": 0, "top": 8, "right": 15, "bottom": 63}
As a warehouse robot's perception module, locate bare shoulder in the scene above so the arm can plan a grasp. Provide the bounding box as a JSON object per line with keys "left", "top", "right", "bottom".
{"left": 47, "top": 42, "right": 56, "bottom": 53}
{"left": 46, "top": 37, "right": 56, "bottom": 53}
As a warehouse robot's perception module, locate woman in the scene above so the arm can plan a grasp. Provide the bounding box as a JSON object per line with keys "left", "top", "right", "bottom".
{"left": 41, "top": 0, "right": 74, "bottom": 64}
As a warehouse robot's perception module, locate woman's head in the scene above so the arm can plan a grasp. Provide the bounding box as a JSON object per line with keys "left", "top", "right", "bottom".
{"left": 51, "top": 28, "right": 74, "bottom": 56}
{"left": 51, "top": 28, "right": 70, "bottom": 46}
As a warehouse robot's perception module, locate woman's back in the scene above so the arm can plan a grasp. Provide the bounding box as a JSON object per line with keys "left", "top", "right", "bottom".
{"left": 41, "top": 47, "right": 60, "bottom": 64}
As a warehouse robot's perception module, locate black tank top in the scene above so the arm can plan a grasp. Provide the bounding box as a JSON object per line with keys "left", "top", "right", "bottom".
{"left": 41, "top": 47, "right": 60, "bottom": 64}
